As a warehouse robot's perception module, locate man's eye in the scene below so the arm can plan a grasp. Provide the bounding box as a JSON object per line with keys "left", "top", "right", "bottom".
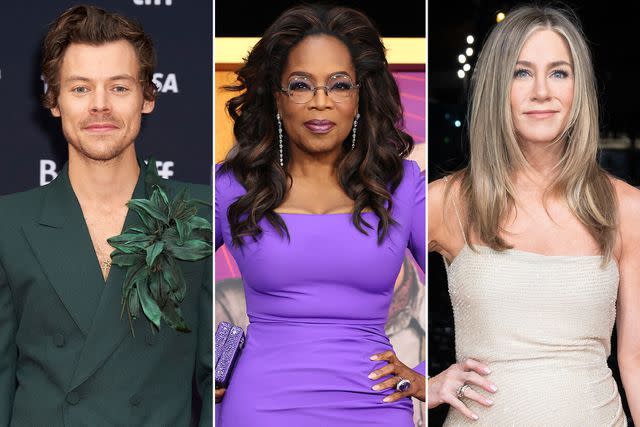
{"left": 72, "top": 86, "right": 89, "bottom": 93}
{"left": 113, "top": 86, "right": 130, "bottom": 93}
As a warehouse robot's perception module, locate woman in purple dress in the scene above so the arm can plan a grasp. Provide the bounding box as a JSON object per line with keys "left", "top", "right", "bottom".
{"left": 215, "top": 4, "right": 425, "bottom": 426}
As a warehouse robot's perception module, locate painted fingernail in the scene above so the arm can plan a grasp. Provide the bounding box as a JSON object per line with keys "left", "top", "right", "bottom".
{"left": 382, "top": 397, "right": 391, "bottom": 403}
{"left": 372, "top": 385, "right": 380, "bottom": 391}
{"left": 472, "top": 413, "right": 479, "bottom": 420}
{"left": 486, "top": 398, "right": 494, "bottom": 405}
{"left": 490, "top": 384, "right": 498, "bottom": 392}
{"left": 370, "top": 355, "right": 378, "bottom": 360}
{"left": 368, "top": 373, "right": 376, "bottom": 379}
{"left": 484, "top": 367, "right": 492, "bottom": 374}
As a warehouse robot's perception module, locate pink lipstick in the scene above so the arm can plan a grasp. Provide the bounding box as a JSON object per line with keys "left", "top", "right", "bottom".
{"left": 304, "top": 119, "right": 335, "bottom": 134}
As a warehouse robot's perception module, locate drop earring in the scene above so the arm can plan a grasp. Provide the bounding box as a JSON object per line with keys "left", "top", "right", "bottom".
{"left": 276, "top": 113, "right": 284, "bottom": 167}
{"left": 351, "top": 113, "right": 360, "bottom": 150}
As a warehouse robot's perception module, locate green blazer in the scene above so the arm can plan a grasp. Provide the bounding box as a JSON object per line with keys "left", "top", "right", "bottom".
{"left": 0, "top": 163, "right": 212, "bottom": 426}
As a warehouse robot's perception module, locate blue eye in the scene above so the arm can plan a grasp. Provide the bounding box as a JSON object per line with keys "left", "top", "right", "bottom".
{"left": 551, "top": 70, "right": 569, "bottom": 78}
{"left": 513, "top": 69, "right": 530, "bottom": 78}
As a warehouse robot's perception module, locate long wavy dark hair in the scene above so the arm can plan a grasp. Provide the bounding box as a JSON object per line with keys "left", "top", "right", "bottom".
{"left": 219, "top": 3, "right": 413, "bottom": 247}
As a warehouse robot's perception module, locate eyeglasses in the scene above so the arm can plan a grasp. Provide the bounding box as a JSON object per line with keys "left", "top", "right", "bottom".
{"left": 280, "top": 74, "right": 359, "bottom": 104}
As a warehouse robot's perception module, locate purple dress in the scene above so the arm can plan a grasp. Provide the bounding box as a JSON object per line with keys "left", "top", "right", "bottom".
{"left": 215, "top": 160, "right": 425, "bottom": 426}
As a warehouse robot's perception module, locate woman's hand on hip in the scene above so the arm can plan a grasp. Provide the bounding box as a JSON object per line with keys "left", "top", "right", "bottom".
{"left": 428, "top": 358, "right": 497, "bottom": 420}
{"left": 368, "top": 350, "right": 426, "bottom": 402}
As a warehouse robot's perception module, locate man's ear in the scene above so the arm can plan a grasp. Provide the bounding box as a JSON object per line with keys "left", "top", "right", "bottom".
{"left": 142, "top": 98, "right": 155, "bottom": 114}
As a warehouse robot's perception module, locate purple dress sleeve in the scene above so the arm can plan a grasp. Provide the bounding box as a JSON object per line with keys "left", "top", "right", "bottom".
{"left": 405, "top": 161, "right": 426, "bottom": 378}
{"left": 407, "top": 161, "right": 425, "bottom": 273}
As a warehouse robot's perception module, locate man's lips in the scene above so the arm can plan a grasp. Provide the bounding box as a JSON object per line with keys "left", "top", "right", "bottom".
{"left": 523, "top": 110, "right": 559, "bottom": 118}
{"left": 83, "top": 123, "right": 119, "bottom": 132}
{"left": 304, "top": 119, "right": 335, "bottom": 134}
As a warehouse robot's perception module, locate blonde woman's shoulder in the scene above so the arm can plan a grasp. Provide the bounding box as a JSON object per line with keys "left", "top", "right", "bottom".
{"left": 428, "top": 174, "right": 465, "bottom": 255}
{"left": 610, "top": 176, "right": 640, "bottom": 249}
{"left": 428, "top": 176, "right": 452, "bottom": 231}
{"left": 610, "top": 176, "right": 640, "bottom": 214}
{"left": 428, "top": 176, "right": 448, "bottom": 210}
{"left": 611, "top": 172, "right": 640, "bottom": 201}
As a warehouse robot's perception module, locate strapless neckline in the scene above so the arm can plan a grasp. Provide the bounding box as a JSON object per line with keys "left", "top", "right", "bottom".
{"left": 447, "top": 242, "right": 617, "bottom": 275}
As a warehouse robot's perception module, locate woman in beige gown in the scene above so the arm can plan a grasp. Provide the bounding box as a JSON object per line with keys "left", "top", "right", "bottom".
{"left": 427, "top": 5, "right": 640, "bottom": 426}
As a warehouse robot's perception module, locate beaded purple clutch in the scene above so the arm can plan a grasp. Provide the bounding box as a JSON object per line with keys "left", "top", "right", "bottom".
{"left": 215, "top": 321, "right": 245, "bottom": 389}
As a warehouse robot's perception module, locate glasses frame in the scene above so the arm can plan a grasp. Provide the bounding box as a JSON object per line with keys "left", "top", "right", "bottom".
{"left": 279, "top": 75, "right": 360, "bottom": 104}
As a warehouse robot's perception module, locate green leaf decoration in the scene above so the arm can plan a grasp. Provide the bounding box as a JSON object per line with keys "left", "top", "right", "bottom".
{"left": 122, "top": 261, "right": 146, "bottom": 302}
{"left": 138, "top": 278, "right": 162, "bottom": 328}
{"left": 107, "top": 157, "right": 212, "bottom": 335}
{"left": 134, "top": 208, "right": 160, "bottom": 233}
{"left": 150, "top": 185, "right": 170, "bottom": 215}
{"left": 128, "top": 199, "right": 169, "bottom": 226}
{"left": 160, "top": 265, "right": 177, "bottom": 300}
{"left": 111, "top": 252, "right": 143, "bottom": 267}
{"left": 175, "top": 218, "right": 190, "bottom": 244}
{"left": 189, "top": 216, "right": 212, "bottom": 231}
{"left": 149, "top": 270, "right": 166, "bottom": 304}
{"left": 161, "top": 228, "right": 181, "bottom": 247}
{"left": 168, "top": 239, "right": 212, "bottom": 261}
{"left": 145, "top": 241, "right": 165, "bottom": 267}
{"left": 165, "top": 257, "right": 187, "bottom": 302}
{"left": 121, "top": 261, "right": 149, "bottom": 337}
{"left": 128, "top": 288, "right": 141, "bottom": 319}
{"left": 127, "top": 226, "right": 147, "bottom": 234}
{"left": 161, "top": 304, "right": 191, "bottom": 333}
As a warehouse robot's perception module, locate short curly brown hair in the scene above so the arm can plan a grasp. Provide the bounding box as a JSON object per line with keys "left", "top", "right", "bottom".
{"left": 42, "top": 4, "right": 157, "bottom": 109}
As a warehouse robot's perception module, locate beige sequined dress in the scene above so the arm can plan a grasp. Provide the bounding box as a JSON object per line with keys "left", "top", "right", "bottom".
{"left": 443, "top": 235, "right": 627, "bottom": 425}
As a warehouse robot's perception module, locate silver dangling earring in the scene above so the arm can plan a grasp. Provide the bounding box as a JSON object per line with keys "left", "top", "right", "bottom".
{"left": 351, "top": 113, "right": 360, "bottom": 150}
{"left": 276, "top": 113, "right": 284, "bottom": 167}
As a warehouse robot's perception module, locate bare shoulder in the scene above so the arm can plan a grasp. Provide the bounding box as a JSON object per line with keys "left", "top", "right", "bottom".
{"left": 610, "top": 176, "right": 640, "bottom": 225}
{"left": 428, "top": 176, "right": 456, "bottom": 229}
{"left": 428, "top": 176, "right": 448, "bottom": 212}
{"left": 610, "top": 177, "right": 640, "bottom": 259}
{"left": 428, "top": 175, "right": 464, "bottom": 254}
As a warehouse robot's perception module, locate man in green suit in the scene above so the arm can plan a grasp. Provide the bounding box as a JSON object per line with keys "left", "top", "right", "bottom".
{"left": 0, "top": 5, "right": 212, "bottom": 426}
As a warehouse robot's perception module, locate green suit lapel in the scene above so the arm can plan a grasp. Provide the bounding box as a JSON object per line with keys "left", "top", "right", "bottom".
{"left": 22, "top": 163, "right": 104, "bottom": 336}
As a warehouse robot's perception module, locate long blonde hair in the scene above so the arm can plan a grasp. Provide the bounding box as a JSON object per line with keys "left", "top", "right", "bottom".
{"left": 448, "top": 5, "right": 617, "bottom": 261}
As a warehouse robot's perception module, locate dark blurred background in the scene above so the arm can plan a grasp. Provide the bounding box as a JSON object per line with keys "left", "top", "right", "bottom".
{"left": 428, "top": 1, "right": 637, "bottom": 425}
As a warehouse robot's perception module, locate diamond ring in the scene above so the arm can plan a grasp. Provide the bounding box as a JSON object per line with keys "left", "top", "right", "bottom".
{"left": 456, "top": 383, "right": 470, "bottom": 398}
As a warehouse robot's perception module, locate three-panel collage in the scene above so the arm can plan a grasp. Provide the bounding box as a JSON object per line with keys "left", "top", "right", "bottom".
{"left": 0, "top": 0, "right": 637, "bottom": 426}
